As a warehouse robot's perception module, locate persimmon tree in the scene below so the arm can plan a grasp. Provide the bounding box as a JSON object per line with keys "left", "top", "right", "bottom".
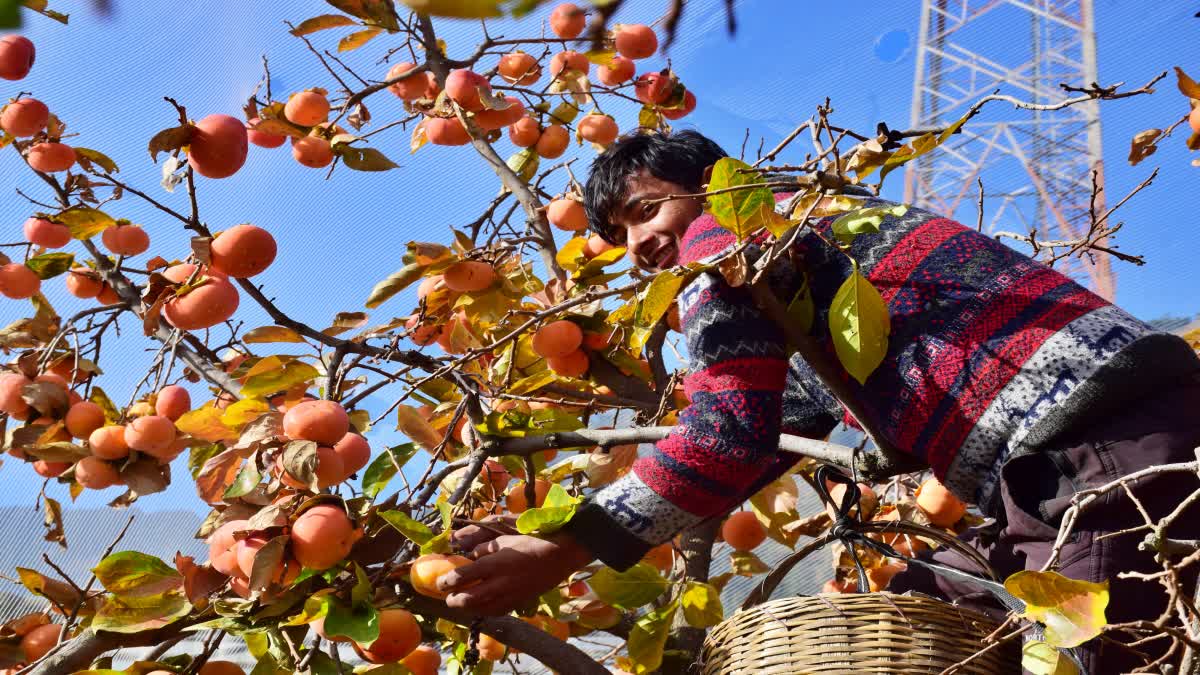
{"left": 0, "top": 2, "right": 1199, "bottom": 675}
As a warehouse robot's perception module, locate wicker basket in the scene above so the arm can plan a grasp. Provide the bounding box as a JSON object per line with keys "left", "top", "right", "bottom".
{"left": 701, "top": 523, "right": 1021, "bottom": 674}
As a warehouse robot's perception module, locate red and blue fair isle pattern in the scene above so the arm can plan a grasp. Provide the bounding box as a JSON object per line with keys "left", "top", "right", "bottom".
{"left": 562, "top": 192, "right": 1197, "bottom": 570}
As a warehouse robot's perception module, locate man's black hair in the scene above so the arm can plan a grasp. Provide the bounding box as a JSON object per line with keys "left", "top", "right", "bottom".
{"left": 583, "top": 130, "right": 728, "bottom": 244}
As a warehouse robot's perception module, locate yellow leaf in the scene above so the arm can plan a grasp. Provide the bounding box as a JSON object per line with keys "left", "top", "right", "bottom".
{"left": 395, "top": 405, "right": 442, "bottom": 450}
{"left": 220, "top": 398, "right": 270, "bottom": 429}
{"left": 1005, "top": 570, "right": 1109, "bottom": 648}
{"left": 1175, "top": 66, "right": 1200, "bottom": 100}
{"left": 829, "top": 264, "right": 890, "bottom": 385}
{"left": 396, "top": 0, "right": 502, "bottom": 18}
{"left": 680, "top": 581, "right": 724, "bottom": 627}
{"left": 410, "top": 119, "right": 429, "bottom": 154}
{"left": 240, "top": 360, "right": 321, "bottom": 398}
{"left": 1022, "top": 640, "right": 1080, "bottom": 675}
{"left": 243, "top": 325, "right": 307, "bottom": 344}
{"left": 175, "top": 406, "right": 237, "bottom": 442}
{"left": 705, "top": 157, "right": 776, "bottom": 240}
{"left": 290, "top": 14, "right": 358, "bottom": 36}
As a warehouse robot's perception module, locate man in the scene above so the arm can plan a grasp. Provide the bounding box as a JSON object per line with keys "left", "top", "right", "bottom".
{"left": 440, "top": 130, "right": 1200, "bottom": 673}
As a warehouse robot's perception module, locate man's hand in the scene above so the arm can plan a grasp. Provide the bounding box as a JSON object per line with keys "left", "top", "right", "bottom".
{"left": 439, "top": 530, "right": 594, "bottom": 615}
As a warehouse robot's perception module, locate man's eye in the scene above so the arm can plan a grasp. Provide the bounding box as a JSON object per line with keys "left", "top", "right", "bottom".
{"left": 641, "top": 203, "right": 655, "bottom": 218}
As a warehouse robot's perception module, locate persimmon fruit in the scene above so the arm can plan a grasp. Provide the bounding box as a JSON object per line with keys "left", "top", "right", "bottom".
{"left": 187, "top": 114, "right": 248, "bottom": 179}
{"left": 532, "top": 319, "right": 583, "bottom": 358}
{"left": 23, "top": 217, "right": 69, "bottom": 249}
{"left": 26, "top": 142, "right": 74, "bottom": 173}
{"left": 1, "top": 98, "right": 48, "bottom": 137}
{"left": 284, "top": 91, "right": 330, "bottom": 127}
{"left": 614, "top": 24, "right": 658, "bottom": 59}
{"left": 161, "top": 264, "right": 240, "bottom": 330}
{"left": 101, "top": 224, "right": 150, "bottom": 256}
{"left": 209, "top": 224, "right": 277, "bottom": 278}
{"left": 289, "top": 504, "right": 358, "bottom": 570}
{"left": 409, "top": 553, "right": 472, "bottom": 599}
{"left": 283, "top": 399, "right": 350, "bottom": 445}
{"left": 550, "top": 3, "right": 586, "bottom": 38}
{"left": 722, "top": 511, "right": 766, "bottom": 551}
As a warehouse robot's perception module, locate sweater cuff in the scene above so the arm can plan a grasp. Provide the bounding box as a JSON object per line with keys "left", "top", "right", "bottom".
{"left": 562, "top": 501, "right": 654, "bottom": 572}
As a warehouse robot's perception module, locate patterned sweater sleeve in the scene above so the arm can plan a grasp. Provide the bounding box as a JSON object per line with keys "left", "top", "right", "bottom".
{"left": 562, "top": 212, "right": 825, "bottom": 571}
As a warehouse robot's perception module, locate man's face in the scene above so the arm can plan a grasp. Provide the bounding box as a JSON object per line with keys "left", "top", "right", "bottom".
{"left": 606, "top": 171, "right": 704, "bottom": 272}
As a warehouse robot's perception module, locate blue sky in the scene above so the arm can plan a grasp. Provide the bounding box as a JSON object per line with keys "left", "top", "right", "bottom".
{"left": 0, "top": 0, "right": 1197, "bottom": 515}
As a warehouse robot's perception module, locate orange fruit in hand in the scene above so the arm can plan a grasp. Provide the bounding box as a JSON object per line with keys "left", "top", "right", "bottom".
{"left": 546, "top": 198, "right": 588, "bottom": 232}
{"left": 914, "top": 477, "right": 967, "bottom": 527}
{"left": 1, "top": 98, "right": 48, "bottom": 137}
{"left": 187, "top": 114, "right": 249, "bottom": 179}
{"left": 549, "top": 3, "right": 586, "bottom": 39}
{"left": 505, "top": 479, "right": 552, "bottom": 513}
{"left": 209, "top": 224, "right": 277, "bottom": 278}
{"left": 532, "top": 320, "right": 583, "bottom": 358}
{"left": 409, "top": 553, "right": 473, "bottom": 599}
{"left": 478, "top": 633, "right": 506, "bottom": 661}
{"left": 27, "top": 142, "right": 75, "bottom": 173}
{"left": 721, "top": 511, "right": 766, "bottom": 551}
{"left": 614, "top": 24, "right": 658, "bottom": 60}
{"left": 284, "top": 91, "right": 330, "bottom": 127}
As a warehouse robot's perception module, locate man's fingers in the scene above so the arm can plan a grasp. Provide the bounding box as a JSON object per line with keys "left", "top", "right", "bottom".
{"left": 438, "top": 552, "right": 507, "bottom": 592}
{"left": 451, "top": 516, "right": 518, "bottom": 550}
{"left": 445, "top": 577, "right": 511, "bottom": 613}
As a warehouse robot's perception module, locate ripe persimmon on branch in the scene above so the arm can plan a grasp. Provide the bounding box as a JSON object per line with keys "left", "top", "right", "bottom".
{"left": 0, "top": 2, "right": 1197, "bottom": 675}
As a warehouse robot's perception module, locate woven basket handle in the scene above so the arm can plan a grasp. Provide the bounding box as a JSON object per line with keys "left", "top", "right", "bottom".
{"left": 740, "top": 519, "right": 998, "bottom": 611}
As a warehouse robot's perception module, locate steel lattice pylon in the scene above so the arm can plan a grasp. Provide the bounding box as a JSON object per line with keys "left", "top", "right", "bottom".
{"left": 905, "top": 0, "right": 1114, "bottom": 299}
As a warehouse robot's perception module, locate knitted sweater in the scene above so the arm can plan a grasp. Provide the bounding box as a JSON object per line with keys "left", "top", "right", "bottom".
{"left": 562, "top": 192, "right": 1200, "bottom": 571}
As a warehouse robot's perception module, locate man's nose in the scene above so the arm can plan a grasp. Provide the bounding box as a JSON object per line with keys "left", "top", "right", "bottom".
{"left": 627, "top": 228, "right": 656, "bottom": 263}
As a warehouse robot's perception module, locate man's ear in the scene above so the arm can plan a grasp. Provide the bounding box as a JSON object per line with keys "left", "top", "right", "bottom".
{"left": 702, "top": 163, "right": 715, "bottom": 187}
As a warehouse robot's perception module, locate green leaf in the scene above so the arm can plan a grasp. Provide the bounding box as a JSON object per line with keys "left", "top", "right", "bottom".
{"left": 784, "top": 279, "right": 814, "bottom": 335}
{"left": 338, "top": 144, "right": 399, "bottom": 170}
{"left": 1022, "top": 641, "right": 1080, "bottom": 675}
{"left": 73, "top": 147, "right": 119, "bottom": 173}
{"left": 25, "top": 252, "right": 74, "bottom": 280}
{"left": 515, "top": 484, "right": 580, "bottom": 535}
{"left": 1005, "top": 570, "right": 1109, "bottom": 648}
{"left": 240, "top": 360, "right": 321, "bottom": 398}
{"left": 290, "top": 13, "right": 358, "bottom": 35}
{"left": 56, "top": 207, "right": 115, "bottom": 240}
{"left": 627, "top": 600, "right": 677, "bottom": 674}
{"left": 396, "top": 0, "right": 502, "bottom": 18}
{"left": 589, "top": 563, "right": 669, "bottom": 610}
{"left": 830, "top": 204, "right": 909, "bottom": 245}
{"left": 351, "top": 563, "right": 373, "bottom": 607}
{"left": 223, "top": 459, "right": 262, "bottom": 499}
{"left": 92, "top": 591, "right": 191, "bottom": 633}
{"left": 705, "top": 157, "right": 776, "bottom": 240}
{"left": 419, "top": 530, "right": 451, "bottom": 555}
{"left": 362, "top": 443, "right": 418, "bottom": 498}
{"left": 93, "top": 551, "right": 183, "bottom": 598}
{"left": 680, "top": 581, "right": 724, "bottom": 627}
{"left": 505, "top": 148, "right": 539, "bottom": 184}
{"left": 322, "top": 598, "right": 380, "bottom": 644}
{"left": 378, "top": 510, "right": 433, "bottom": 545}
{"left": 243, "top": 325, "right": 307, "bottom": 344}
{"left": 324, "top": 0, "right": 399, "bottom": 30}
{"left": 828, "top": 264, "right": 890, "bottom": 385}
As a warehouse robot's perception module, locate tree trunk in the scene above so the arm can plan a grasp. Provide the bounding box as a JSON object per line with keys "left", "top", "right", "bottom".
{"left": 660, "top": 518, "right": 721, "bottom": 675}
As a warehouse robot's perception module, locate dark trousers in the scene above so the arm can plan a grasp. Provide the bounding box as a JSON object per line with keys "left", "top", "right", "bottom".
{"left": 890, "top": 372, "right": 1200, "bottom": 674}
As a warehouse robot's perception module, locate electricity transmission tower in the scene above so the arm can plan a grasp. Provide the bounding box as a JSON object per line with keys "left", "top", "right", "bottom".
{"left": 905, "top": 0, "right": 1115, "bottom": 300}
